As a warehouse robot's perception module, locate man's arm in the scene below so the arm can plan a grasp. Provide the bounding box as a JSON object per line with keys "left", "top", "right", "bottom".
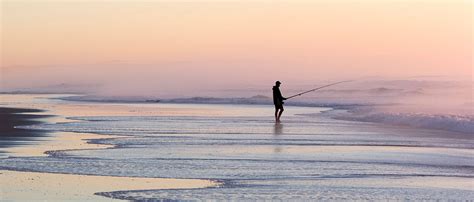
{"left": 278, "top": 90, "right": 287, "bottom": 100}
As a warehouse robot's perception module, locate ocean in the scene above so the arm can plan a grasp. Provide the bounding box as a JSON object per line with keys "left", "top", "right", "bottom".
{"left": 0, "top": 94, "right": 472, "bottom": 200}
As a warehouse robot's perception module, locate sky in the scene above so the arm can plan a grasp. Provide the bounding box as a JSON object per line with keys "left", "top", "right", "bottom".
{"left": 1, "top": 0, "right": 472, "bottom": 95}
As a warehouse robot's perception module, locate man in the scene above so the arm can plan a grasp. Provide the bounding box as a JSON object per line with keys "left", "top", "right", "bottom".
{"left": 272, "top": 81, "right": 287, "bottom": 122}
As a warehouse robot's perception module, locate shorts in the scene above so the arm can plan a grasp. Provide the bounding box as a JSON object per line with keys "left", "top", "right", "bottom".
{"left": 274, "top": 103, "right": 284, "bottom": 110}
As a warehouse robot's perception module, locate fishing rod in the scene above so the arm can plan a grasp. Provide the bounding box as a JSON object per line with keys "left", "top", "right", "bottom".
{"left": 286, "top": 80, "right": 353, "bottom": 100}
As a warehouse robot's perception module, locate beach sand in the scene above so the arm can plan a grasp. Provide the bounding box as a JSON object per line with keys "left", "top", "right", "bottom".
{"left": 7, "top": 132, "right": 126, "bottom": 157}
{"left": 0, "top": 170, "right": 217, "bottom": 201}
{"left": 0, "top": 107, "right": 219, "bottom": 201}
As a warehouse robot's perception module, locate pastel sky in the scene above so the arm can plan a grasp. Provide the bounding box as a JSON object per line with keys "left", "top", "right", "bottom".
{"left": 1, "top": 0, "right": 472, "bottom": 93}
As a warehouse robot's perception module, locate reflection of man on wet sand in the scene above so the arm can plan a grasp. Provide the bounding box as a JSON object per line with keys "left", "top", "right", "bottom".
{"left": 272, "top": 81, "right": 287, "bottom": 122}
{"left": 273, "top": 123, "right": 283, "bottom": 153}
{"left": 273, "top": 122, "right": 283, "bottom": 135}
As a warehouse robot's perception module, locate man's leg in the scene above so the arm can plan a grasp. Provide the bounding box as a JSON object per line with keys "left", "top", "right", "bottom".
{"left": 277, "top": 107, "right": 284, "bottom": 121}
{"left": 275, "top": 108, "right": 279, "bottom": 121}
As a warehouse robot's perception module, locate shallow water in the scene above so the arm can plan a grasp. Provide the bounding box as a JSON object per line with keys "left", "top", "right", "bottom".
{"left": 1, "top": 94, "right": 473, "bottom": 200}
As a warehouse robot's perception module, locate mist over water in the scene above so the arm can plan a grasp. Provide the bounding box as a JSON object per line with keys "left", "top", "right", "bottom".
{"left": 4, "top": 68, "right": 472, "bottom": 134}
{"left": 4, "top": 69, "right": 471, "bottom": 115}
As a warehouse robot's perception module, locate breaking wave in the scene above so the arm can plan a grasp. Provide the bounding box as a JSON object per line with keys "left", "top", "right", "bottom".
{"left": 334, "top": 111, "right": 474, "bottom": 134}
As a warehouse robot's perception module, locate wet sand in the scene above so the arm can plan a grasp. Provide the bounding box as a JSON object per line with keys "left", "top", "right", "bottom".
{"left": 314, "top": 176, "right": 474, "bottom": 191}
{"left": 0, "top": 107, "right": 219, "bottom": 200}
{"left": 0, "top": 107, "right": 52, "bottom": 150}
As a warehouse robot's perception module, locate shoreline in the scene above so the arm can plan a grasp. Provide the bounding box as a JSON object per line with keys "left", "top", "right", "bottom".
{"left": 1, "top": 95, "right": 473, "bottom": 200}
{"left": 6, "top": 131, "right": 127, "bottom": 157}
{"left": 0, "top": 106, "right": 220, "bottom": 201}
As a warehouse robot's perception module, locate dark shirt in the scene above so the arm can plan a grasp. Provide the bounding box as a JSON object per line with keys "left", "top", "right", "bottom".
{"left": 272, "top": 86, "right": 285, "bottom": 105}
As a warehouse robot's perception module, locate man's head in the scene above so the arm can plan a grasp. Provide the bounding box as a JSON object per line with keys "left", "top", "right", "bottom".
{"left": 275, "top": 81, "right": 281, "bottom": 87}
